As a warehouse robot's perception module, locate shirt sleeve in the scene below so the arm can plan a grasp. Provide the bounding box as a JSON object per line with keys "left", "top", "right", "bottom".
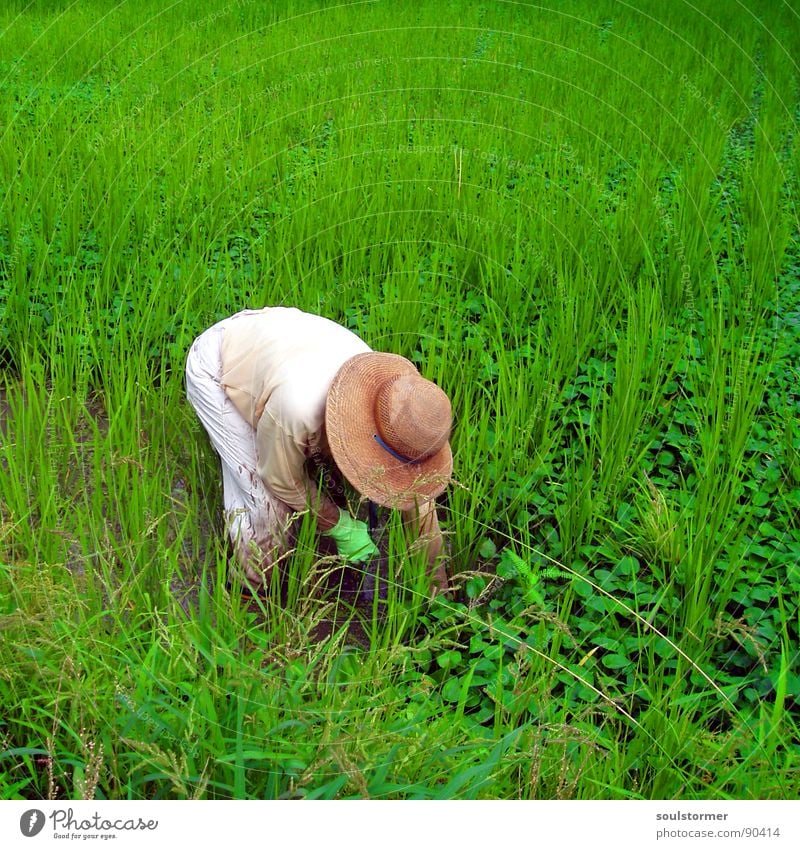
{"left": 401, "top": 499, "right": 444, "bottom": 562}
{"left": 255, "top": 386, "right": 321, "bottom": 514}
{"left": 401, "top": 499, "right": 448, "bottom": 594}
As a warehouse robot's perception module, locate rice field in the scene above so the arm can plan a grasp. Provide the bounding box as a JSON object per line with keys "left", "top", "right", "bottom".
{"left": 0, "top": 0, "right": 799, "bottom": 799}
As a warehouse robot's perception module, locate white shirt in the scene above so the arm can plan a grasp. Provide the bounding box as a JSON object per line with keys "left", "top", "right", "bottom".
{"left": 220, "top": 306, "right": 371, "bottom": 511}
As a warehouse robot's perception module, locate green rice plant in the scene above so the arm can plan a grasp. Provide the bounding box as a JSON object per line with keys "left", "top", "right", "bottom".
{"left": 1, "top": 0, "right": 798, "bottom": 801}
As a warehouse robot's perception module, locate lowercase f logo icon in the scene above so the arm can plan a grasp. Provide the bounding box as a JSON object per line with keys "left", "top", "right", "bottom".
{"left": 20, "top": 810, "right": 46, "bottom": 837}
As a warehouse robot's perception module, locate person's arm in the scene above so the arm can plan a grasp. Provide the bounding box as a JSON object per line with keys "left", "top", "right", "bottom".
{"left": 255, "top": 392, "right": 340, "bottom": 530}
{"left": 401, "top": 499, "right": 448, "bottom": 595}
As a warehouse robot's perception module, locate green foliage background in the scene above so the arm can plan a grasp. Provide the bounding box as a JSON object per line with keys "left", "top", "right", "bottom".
{"left": 0, "top": 0, "right": 798, "bottom": 799}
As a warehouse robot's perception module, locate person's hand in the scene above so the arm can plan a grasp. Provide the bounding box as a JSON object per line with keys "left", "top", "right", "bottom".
{"left": 323, "top": 509, "right": 379, "bottom": 562}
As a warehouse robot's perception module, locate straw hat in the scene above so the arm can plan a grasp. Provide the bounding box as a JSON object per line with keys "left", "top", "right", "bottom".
{"left": 325, "top": 352, "right": 453, "bottom": 510}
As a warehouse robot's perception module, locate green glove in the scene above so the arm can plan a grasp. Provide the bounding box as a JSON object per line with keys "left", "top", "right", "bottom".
{"left": 324, "top": 509, "right": 379, "bottom": 562}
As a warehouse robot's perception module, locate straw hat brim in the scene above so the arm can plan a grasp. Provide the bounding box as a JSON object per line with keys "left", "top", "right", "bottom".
{"left": 325, "top": 352, "right": 453, "bottom": 510}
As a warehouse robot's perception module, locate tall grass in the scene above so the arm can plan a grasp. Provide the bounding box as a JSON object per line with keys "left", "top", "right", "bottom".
{"left": 1, "top": 0, "right": 798, "bottom": 799}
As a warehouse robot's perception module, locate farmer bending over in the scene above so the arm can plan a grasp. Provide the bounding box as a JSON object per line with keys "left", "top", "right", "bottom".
{"left": 185, "top": 307, "right": 452, "bottom": 595}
